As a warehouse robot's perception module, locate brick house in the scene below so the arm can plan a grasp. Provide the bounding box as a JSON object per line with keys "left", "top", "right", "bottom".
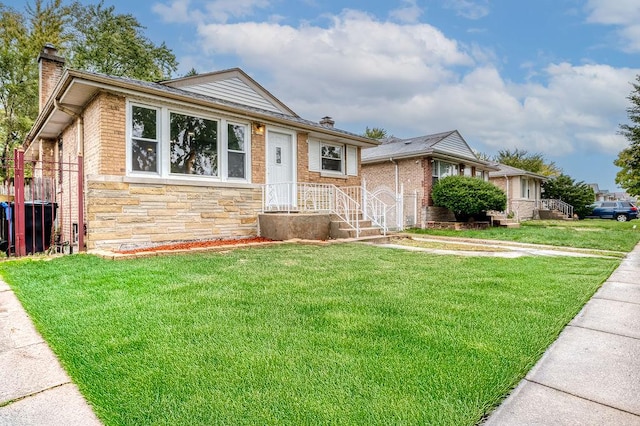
{"left": 361, "top": 130, "right": 498, "bottom": 228}
{"left": 25, "top": 45, "right": 379, "bottom": 252}
{"left": 488, "top": 163, "right": 547, "bottom": 221}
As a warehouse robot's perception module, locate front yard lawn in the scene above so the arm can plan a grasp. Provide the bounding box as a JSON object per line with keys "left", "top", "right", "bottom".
{"left": 408, "top": 219, "right": 640, "bottom": 252}
{"left": 1, "top": 244, "right": 620, "bottom": 425}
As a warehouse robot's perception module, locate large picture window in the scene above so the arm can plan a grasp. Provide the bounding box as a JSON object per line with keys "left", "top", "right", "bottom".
{"left": 131, "top": 106, "right": 159, "bottom": 173}
{"left": 128, "top": 102, "right": 250, "bottom": 182}
{"left": 432, "top": 160, "right": 458, "bottom": 178}
{"left": 321, "top": 143, "right": 343, "bottom": 172}
{"left": 170, "top": 113, "right": 218, "bottom": 176}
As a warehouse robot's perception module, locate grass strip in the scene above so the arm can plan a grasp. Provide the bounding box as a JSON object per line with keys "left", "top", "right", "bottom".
{"left": 1, "top": 244, "right": 619, "bottom": 425}
{"left": 408, "top": 219, "right": 640, "bottom": 251}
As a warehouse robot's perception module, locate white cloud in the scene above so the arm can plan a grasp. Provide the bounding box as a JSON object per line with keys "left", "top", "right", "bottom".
{"left": 204, "top": 0, "right": 271, "bottom": 23}
{"left": 585, "top": 0, "right": 640, "bottom": 52}
{"left": 152, "top": 0, "right": 201, "bottom": 24}
{"left": 389, "top": 0, "right": 423, "bottom": 24}
{"left": 153, "top": 0, "right": 270, "bottom": 24}
{"left": 443, "top": 0, "right": 490, "bottom": 20}
{"left": 192, "top": 9, "right": 637, "bottom": 161}
{"left": 197, "top": 9, "right": 473, "bottom": 101}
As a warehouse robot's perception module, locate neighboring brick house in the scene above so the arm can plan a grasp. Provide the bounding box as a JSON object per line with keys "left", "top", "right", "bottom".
{"left": 25, "top": 45, "right": 378, "bottom": 251}
{"left": 361, "top": 130, "right": 498, "bottom": 228}
{"left": 488, "top": 163, "right": 547, "bottom": 221}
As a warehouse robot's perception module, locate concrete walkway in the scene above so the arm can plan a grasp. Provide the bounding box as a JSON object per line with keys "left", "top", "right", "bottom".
{"left": 0, "top": 280, "right": 101, "bottom": 426}
{"left": 484, "top": 242, "right": 640, "bottom": 425}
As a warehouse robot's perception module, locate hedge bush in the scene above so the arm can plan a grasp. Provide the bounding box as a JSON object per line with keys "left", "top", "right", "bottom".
{"left": 431, "top": 175, "right": 507, "bottom": 220}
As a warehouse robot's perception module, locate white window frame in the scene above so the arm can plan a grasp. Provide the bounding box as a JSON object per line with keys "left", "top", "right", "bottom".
{"left": 129, "top": 104, "right": 161, "bottom": 175}
{"left": 521, "top": 177, "right": 531, "bottom": 199}
{"left": 225, "top": 121, "right": 251, "bottom": 181}
{"left": 320, "top": 142, "right": 344, "bottom": 174}
{"left": 167, "top": 109, "right": 220, "bottom": 178}
{"left": 126, "top": 100, "right": 251, "bottom": 183}
{"left": 432, "top": 160, "right": 458, "bottom": 178}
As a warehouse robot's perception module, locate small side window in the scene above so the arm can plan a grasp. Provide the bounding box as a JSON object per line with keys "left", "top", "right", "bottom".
{"left": 321, "top": 143, "right": 343, "bottom": 173}
{"left": 131, "top": 105, "right": 159, "bottom": 173}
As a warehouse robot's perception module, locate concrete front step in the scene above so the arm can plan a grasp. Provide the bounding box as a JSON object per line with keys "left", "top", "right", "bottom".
{"left": 493, "top": 218, "right": 520, "bottom": 227}
{"left": 330, "top": 226, "right": 384, "bottom": 239}
{"left": 499, "top": 222, "right": 521, "bottom": 228}
{"left": 329, "top": 220, "right": 383, "bottom": 239}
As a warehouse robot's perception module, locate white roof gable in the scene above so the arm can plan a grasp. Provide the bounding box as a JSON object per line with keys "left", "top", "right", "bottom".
{"left": 162, "top": 68, "right": 297, "bottom": 116}
{"left": 431, "top": 131, "right": 477, "bottom": 160}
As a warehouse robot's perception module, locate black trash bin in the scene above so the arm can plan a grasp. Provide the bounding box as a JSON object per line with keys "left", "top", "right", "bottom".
{"left": 0, "top": 201, "right": 58, "bottom": 254}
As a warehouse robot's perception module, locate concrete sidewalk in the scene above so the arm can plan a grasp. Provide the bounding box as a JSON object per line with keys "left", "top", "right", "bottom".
{"left": 485, "top": 242, "right": 640, "bottom": 425}
{"left": 0, "top": 280, "right": 101, "bottom": 426}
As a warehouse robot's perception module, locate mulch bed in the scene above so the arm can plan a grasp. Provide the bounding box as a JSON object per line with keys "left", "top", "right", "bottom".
{"left": 115, "top": 237, "right": 273, "bottom": 254}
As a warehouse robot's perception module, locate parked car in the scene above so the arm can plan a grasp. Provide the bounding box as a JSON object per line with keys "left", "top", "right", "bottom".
{"left": 586, "top": 201, "right": 638, "bottom": 222}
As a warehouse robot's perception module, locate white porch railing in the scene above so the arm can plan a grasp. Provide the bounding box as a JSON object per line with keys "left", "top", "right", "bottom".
{"left": 262, "top": 183, "right": 388, "bottom": 237}
{"left": 342, "top": 186, "right": 387, "bottom": 234}
{"left": 536, "top": 199, "right": 574, "bottom": 218}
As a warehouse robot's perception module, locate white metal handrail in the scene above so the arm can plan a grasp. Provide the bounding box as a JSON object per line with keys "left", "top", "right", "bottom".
{"left": 343, "top": 186, "right": 388, "bottom": 235}
{"left": 537, "top": 198, "right": 574, "bottom": 218}
{"left": 262, "top": 182, "right": 362, "bottom": 236}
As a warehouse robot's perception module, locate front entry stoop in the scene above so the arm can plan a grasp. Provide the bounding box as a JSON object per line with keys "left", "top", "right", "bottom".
{"left": 329, "top": 214, "right": 384, "bottom": 239}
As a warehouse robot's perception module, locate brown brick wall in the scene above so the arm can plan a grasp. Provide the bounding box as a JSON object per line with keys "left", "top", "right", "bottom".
{"left": 362, "top": 158, "right": 425, "bottom": 203}
{"left": 83, "top": 96, "right": 101, "bottom": 177}
{"left": 252, "top": 127, "right": 266, "bottom": 184}
{"left": 38, "top": 53, "right": 64, "bottom": 112}
{"left": 99, "top": 93, "right": 126, "bottom": 175}
{"left": 59, "top": 124, "right": 80, "bottom": 245}
{"left": 297, "top": 132, "right": 309, "bottom": 183}
{"left": 423, "top": 158, "right": 434, "bottom": 206}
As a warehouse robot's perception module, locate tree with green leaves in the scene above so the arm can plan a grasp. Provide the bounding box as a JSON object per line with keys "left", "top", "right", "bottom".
{"left": 67, "top": 1, "right": 177, "bottom": 81}
{"left": 0, "top": 0, "right": 178, "bottom": 161}
{"left": 614, "top": 74, "right": 640, "bottom": 196}
{"left": 363, "top": 127, "right": 388, "bottom": 140}
{"left": 495, "top": 148, "right": 561, "bottom": 177}
{"left": 0, "top": 0, "right": 70, "bottom": 160}
{"left": 542, "top": 174, "right": 595, "bottom": 218}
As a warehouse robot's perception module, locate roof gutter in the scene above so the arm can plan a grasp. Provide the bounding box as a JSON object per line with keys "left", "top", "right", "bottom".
{"left": 364, "top": 150, "right": 498, "bottom": 170}
{"left": 39, "top": 69, "right": 378, "bottom": 148}
{"left": 54, "top": 99, "right": 84, "bottom": 156}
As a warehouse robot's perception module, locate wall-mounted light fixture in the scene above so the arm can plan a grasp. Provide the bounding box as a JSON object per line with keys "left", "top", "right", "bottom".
{"left": 253, "top": 122, "right": 265, "bottom": 135}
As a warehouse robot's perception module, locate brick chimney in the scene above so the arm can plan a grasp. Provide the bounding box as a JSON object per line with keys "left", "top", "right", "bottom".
{"left": 37, "top": 44, "right": 65, "bottom": 112}
{"left": 319, "top": 116, "right": 335, "bottom": 128}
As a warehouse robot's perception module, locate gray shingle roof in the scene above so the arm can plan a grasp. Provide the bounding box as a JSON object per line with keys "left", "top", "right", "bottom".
{"left": 488, "top": 163, "right": 548, "bottom": 180}
{"left": 362, "top": 131, "right": 458, "bottom": 162}
{"left": 77, "top": 70, "right": 374, "bottom": 142}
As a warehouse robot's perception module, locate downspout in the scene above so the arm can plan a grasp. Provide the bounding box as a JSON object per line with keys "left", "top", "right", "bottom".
{"left": 54, "top": 99, "right": 85, "bottom": 251}
{"left": 54, "top": 99, "right": 84, "bottom": 155}
{"left": 390, "top": 158, "right": 399, "bottom": 196}
{"left": 504, "top": 174, "right": 510, "bottom": 215}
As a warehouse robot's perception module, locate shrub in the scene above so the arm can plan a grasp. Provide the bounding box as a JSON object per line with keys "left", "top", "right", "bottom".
{"left": 542, "top": 174, "right": 595, "bottom": 219}
{"left": 432, "top": 175, "right": 507, "bottom": 220}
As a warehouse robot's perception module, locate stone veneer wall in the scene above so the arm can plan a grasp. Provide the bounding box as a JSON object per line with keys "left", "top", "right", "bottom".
{"left": 510, "top": 199, "right": 536, "bottom": 221}
{"left": 86, "top": 179, "right": 261, "bottom": 251}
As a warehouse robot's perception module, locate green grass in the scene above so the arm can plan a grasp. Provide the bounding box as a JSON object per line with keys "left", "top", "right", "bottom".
{"left": 408, "top": 219, "right": 640, "bottom": 251}
{"left": 1, "top": 244, "right": 620, "bottom": 425}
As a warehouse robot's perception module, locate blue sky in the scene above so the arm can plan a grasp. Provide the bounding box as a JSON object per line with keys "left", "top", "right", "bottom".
{"left": 10, "top": 0, "right": 640, "bottom": 191}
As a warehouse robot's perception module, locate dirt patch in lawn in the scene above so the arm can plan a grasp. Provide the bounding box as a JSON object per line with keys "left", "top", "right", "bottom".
{"left": 390, "top": 237, "right": 509, "bottom": 252}
{"left": 116, "top": 237, "right": 273, "bottom": 254}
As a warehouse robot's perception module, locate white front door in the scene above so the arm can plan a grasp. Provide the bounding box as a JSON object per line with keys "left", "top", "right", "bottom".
{"left": 266, "top": 130, "right": 295, "bottom": 209}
